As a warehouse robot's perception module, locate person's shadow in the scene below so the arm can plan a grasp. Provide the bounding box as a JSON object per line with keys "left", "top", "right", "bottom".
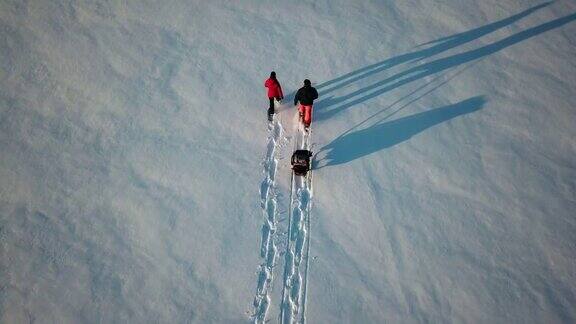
{"left": 315, "top": 1, "right": 552, "bottom": 95}
{"left": 316, "top": 96, "right": 485, "bottom": 168}
{"left": 313, "top": 4, "right": 576, "bottom": 123}
{"left": 304, "top": 3, "right": 576, "bottom": 168}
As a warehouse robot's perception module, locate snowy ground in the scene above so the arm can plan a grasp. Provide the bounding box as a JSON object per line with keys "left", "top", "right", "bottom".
{"left": 1, "top": 0, "right": 575, "bottom": 323}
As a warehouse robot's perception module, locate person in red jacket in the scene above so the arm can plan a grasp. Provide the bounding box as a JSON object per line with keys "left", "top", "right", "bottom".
{"left": 265, "top": 71, "right": 284, "bottom": 120}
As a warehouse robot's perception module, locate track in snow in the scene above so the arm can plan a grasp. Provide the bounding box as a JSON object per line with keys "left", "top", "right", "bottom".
{"left": 280, "top": 114, "right": 314, "bottom": 324}
{"left": 252, "top": 116, "right": 285, "bottom": 323}
{"left": 251, "top": 106, "right": 315, "bottom": 324}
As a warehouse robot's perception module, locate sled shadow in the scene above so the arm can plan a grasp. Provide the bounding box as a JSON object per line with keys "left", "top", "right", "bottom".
{"left": 317, "top": 96, "right": 486, "bottom": 168}
{"left": 314, "top": 4, "right": 576, "bottom": 123}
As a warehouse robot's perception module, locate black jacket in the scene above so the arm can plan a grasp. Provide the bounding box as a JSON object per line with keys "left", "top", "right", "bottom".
{"left": 294, "top": 85, "right": 319, "bottom": 106}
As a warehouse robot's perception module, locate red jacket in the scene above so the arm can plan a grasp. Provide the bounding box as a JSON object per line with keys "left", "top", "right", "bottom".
{"left": 265, "top": 78, "right": 283, "bottom": 99}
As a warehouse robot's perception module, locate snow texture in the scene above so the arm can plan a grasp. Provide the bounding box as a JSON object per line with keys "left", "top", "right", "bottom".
{"left": 1, "top": 0, "right": 575, "bottom": 323}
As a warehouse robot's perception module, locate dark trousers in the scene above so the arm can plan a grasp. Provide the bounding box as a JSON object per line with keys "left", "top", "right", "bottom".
{"left": 268, "top": 97, "right": 281, "bottom": 115}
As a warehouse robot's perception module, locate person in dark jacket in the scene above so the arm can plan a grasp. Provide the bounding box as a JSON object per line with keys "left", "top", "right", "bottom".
{"left": 264, "top": 71, "right": 284, "bottom": 120}
{"left": 294, "top": 79, "right": 318, "bottom": 128}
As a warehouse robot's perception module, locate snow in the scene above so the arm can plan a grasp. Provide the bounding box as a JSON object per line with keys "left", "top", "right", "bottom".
{"left": 1, "top": 0, "right": 575, "bottom": 323}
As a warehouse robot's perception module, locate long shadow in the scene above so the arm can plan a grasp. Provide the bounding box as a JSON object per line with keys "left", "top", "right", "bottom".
{"left": 317, "top": 96, "right": 486, "bottom": 168}
{"left": 315, "top": 2, "right": 551, "bottom": 95}
{"left": 315, "top": 11, "right": 576, "bottom": 123}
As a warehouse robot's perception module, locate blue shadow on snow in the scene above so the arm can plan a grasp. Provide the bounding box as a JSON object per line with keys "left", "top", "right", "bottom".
{"left": 315, "top": 2, "right": 552, "bottom": 94}
{"left": 317, "top": 96, "right": 486, "bottom": 168}
{"left": 314, "top": 6, "right": 576, "bottom": 123}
